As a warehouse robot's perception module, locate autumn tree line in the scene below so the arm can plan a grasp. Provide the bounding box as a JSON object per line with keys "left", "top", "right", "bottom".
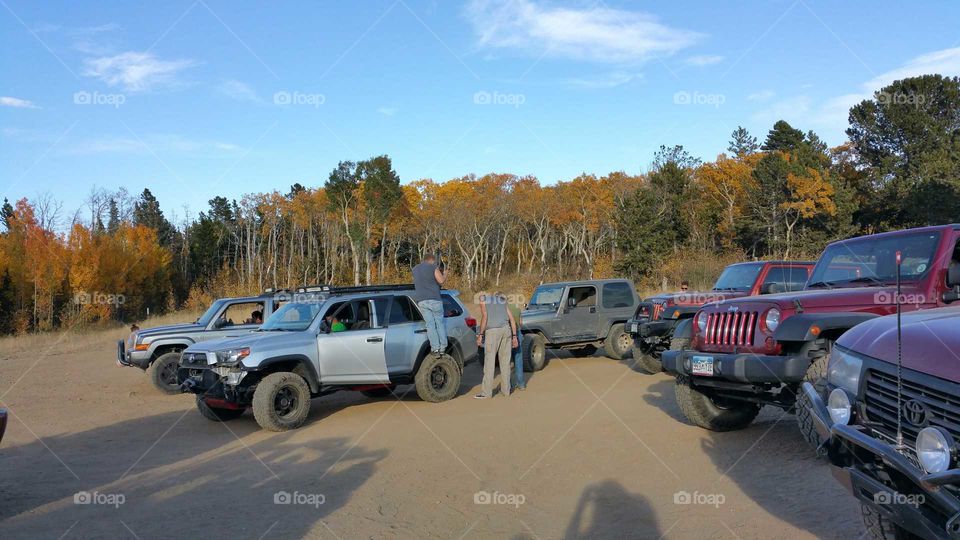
{"left": 1, "top": 74, "right": 958, "bottom": 335}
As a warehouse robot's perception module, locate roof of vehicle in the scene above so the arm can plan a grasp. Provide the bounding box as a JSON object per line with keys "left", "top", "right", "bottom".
{"left": 537, "top": 278, "right": 634, "bottom": 287}
{"left": 726, "top": 260, "right": 816, "bottom": 266}
{"left": 827, "top": 224, "right": 960, "bottom": 247}
{"left": 284, "top": 284, "right": 460, "bottom": 304}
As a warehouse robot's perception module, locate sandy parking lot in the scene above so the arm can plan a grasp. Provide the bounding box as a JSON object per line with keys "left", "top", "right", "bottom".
{"left": 0, "top": 326, "right": 862, "bottom": 539}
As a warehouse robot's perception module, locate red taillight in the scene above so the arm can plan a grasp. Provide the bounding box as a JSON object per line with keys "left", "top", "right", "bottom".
{"left": 465, "top": 317, "right": 477, "bottom": 330}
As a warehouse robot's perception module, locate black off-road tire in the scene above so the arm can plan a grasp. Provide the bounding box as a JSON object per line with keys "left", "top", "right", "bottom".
{"left": 669, "top": 337, "right": 690, "bottom": 351}
{"left": 569, "top": 345, "right": 597, "bottom": 358}
{"left": 522, "top": 334, "right": 548, "bottom": 372}
{"left": 149, "top": 351, "right": 182, "bottom": 395}
{"left": 675, "top": 376, "right": 760, "bottom": 431}
{"left": 415, "top": 353, "right": 461, "bottom": 403}
{"left": 632, "top": 344, "right": 662, "bottom": 374}
{"left": 361, "top": 387, "right": 395, "bottom": 399}
{"left": 796, "top": 340, "right": 832, "bottom": 451}
{"left": 252, "top": 372, "right": 312, "bottom": 432}
{"left": 196, "top": 396, "right": 245, "bottom": 422}
{"left": 604, "top": 323, "right": 632, "bottom": 360}
{"left": 861, "top": 503, "right": 921, "bottom": 539}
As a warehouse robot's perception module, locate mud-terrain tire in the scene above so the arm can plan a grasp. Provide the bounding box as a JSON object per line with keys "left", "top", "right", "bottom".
{"left": 361, "top": 387, "right": 395, "bottom": 399}
{"left": 252, "top": 372, "right": 312, "bottom": 432}
{"left": 861, "top": 503, "right": 920, "bottom": 539}
{"left": 522, "top": 334, "right": 548, "bottom": 372}
{"left": 196, "top": 396, "right": 245, "bottom": 422}
{"left": 569, "top": 345, "right": 597, "bottom": 358}
{"left": 669, "top": 337, "right": 690, "bottom": 351}
{"left": 149, "top": 351, "right": 183, "bottom": 395}
{"left": 415, "top": 353, "right": 461, "bottom": 403}
{"left": 796, "top": 340, "right": 832, "bottom": 450}
{"left": 675, "top": 376, "right": 760, "bottom": 431}
{"left": 632, "top": 344, "right": 662, "bottom": 374}
{"left": 604, "top": 323, "right": 631, "bottom": 360}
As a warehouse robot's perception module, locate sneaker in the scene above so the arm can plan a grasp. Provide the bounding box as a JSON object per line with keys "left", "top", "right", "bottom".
{"left": 517, "top": 385, "right": 527, "bottom": 391}
{"left": 474, "top": 393, "right": 489, "bottom": 399}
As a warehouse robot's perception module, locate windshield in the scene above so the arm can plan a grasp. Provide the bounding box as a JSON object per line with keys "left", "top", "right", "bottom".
{"left": 808, "top": 231, "right": 942, "bottom": 287}
{"left": 196, "top": 299, "right": 228, "bottom": 326}
{"left": 260, "top": 302, "right": 324, "bottom": 332}
{"left": 529, "top": 285, "right": 565, "bottom": 307}
{"left": 713, "top": 263, "right": 764, "bottom": 291}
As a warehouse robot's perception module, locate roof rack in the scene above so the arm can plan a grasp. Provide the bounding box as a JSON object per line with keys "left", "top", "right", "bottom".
{"left": 261, "top": 287, "right": 294, "bottom": 296}
{"left": 295, "top": 284, "right": 332, "bottom": 293}
{"left": 327, "top": 283, "right": 416, "bottom": 295}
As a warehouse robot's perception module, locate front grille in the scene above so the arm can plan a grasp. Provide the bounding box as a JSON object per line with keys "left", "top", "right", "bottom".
{"left": 652, "top": 302, "right": 665, "bottom": 320}
{"left": 703, "top": 311, "right": 758, "bottom": 346}
{"left": 863, "top": 370, "right": 960, "bottom": 444}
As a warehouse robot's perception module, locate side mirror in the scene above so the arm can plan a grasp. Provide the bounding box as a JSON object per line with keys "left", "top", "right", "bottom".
{"left": 567, "top": 297, "right": 577, "bottom": 308}
{"left": 213, "top": 319, "right": 225, "bottom": 329}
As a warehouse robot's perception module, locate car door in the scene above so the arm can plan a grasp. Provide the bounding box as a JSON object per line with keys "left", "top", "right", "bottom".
{"left": 201, "top": 300, "right": 266, "bottom": 343}
{"left": 383, "top": 295, "right": 428, "bottom": 376}
{"left": 316, "top": 299, "right": 389, "bottom": 384}
{"left": 557, "top": 285, "right": 599, "bottom": 341}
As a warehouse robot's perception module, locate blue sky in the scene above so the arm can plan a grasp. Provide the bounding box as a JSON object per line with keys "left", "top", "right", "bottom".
{"left": 2, "top": 0, "right": 960, "bottom": 225}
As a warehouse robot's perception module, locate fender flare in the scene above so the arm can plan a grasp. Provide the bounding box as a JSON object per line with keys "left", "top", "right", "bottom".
{"left": 148, "top": 339, "right": 194, "bottom": 360}
{"left": 663, "top": 306, "right": 700, "bottom": 320}
{"left": 773, "top": 312, "right": 880, "bottom": 343}
{"left": 253, "top": 355, "right": 321, "bottom": 393}
{"left": 672, "top": 318, "right": 693, "bottom": 340}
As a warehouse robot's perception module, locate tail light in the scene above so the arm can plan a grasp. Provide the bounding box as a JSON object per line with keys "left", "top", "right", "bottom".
{"left": 465, "top": 317, "right": 477, "bottom": 330}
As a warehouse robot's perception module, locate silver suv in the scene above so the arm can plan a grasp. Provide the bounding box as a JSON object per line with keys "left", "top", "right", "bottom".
{"left": 177, "top": 285, "right": 479, "bottom": 431}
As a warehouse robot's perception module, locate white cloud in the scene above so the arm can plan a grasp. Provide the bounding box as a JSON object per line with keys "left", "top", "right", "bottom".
{"left": 82, "top": 51, "right": 197, "bottom": 92}
{"left": 686, "top": 54, "right": 723, "bottom": 67}
{"left": 746, "top": 89, "right": 775, "bottom": 102}
{"left": 0, "top": 96, "right": 39, "bottom": 109}
{"left": 565, "top": 71, "right": 640, "bottom": 89}
{"left": 465, "top": 0, "right": 702, "bottom": 63}
{"left": 69, "top": 134, "right": 239, "bottom": 155}
{"left": 377, "top": 106, "right": 397, "bottom": 116}
{"left": 218, "top": 80, "right": 263, "bottom": 103}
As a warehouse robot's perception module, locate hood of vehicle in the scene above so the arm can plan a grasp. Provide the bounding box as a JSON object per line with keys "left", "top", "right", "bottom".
{"left": 838, "top": 306, "right": 960, "bottom": 382}
{"left": 138, "top": 323, "right": 204, "bottom": 338}
{"left": 647, "top": 290, "right": 747, "bottom": 306}
{"left": 185, "top": 331, "right": 310, "bottom": 353}
{"left": 522, "top": 307, "right": 558, "bottom": 321}
{"left": 711, "top": 285, "right": 909, "bottom": 311}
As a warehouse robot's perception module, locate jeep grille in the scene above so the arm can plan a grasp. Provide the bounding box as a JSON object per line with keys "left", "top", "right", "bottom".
{"left": 703, "top": 311, "right": 758, "bottom": 346}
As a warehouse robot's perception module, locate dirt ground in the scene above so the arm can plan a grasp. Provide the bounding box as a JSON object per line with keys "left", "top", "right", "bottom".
{"left": 0, "top": 323, "right": 864, "bottom": 539}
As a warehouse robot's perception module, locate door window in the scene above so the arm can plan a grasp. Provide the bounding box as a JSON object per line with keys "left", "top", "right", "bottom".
{"left": 217, "top": 302, "right": 265, "bottom": 327}
{"left": 567, "top": 286, "right": 597, "bottom": 307}
{"left": 601, "top": 282, "right": 634, "bottom": 308}
{"left": 763, "top": 267, "right": 811, "bottom": 292}
{"left": 441, "top": 294, "right": 463, "bottom": 317}
{"left": 388, "top": 296, "right": 423, "bottom": 324}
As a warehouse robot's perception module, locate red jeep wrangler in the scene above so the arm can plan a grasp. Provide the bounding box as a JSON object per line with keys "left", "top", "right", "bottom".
{"left": 661, "top": 225, "right": 960, "bottom": 445}
{"left": 629, "top": 260, "right": 814, "bottom": 374}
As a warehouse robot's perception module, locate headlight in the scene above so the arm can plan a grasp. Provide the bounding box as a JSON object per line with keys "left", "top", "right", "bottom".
{"left": 827, "top": 388, "right": 852, "bottom": 425}
{"left": 695, "top": 311, "right": 708, "bottom": 333}
{"left": 214, "top": 347, "right": 250, "bottom": 366}
{"left": 763, "top": 308, "right": 781, "bottom": 332}
{"left": 826, "top": 347, "right": 863, "bottom": 395}
{"left": 917, "top": 427, "right": 954, "bottom": 474}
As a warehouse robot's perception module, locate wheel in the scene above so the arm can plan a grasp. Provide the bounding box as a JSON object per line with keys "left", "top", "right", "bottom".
{"left": 522, "top": 334, "right": 548, "bottom": 372}
{"left": 797, "top": 340, "right": 832, "bottom": 450}
{"left": 603, "top": 323, "right": 631, "bottom": 360}
{"left": 149, "top": 352, "right": 182, "bottom": 395}
{"left": 252, "top": 372, "right": 312, "bottom": 431}
{"left": 196, "top": 396, "right": 245, "bottom": 422}
{"left": 632, "top": 343, "right": 662, "bottom": 374}
{"left": 861, "top": 503, "right": 921, "bottom": 539}
{"left": 674, "top": 377, "right": 760, "bottom": 431}
{"left": 361, "top": 387, "right": 395, "bottom": 399}
{"left": 569, "top": 345, "right": 597, "bottom": 357}
{"left": 415, "top": 353, "right": 461, "bottom": 403}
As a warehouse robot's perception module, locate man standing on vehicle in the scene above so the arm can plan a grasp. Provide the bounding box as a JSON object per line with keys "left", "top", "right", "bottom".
{"left": 412, "top": 254, "right": 448, "bottom": 356}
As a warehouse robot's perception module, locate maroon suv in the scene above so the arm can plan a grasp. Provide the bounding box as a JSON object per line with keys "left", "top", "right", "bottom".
{"left": 803, "top": 304, "right": 960, "bottom": 539}
{"left": 662, "top": 225, "right": 960, "bottom": 439}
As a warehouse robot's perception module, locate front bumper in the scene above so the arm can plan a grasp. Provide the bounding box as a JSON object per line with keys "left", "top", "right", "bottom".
{"left": 661, "top": 349, "right": 809, "bottom": 384}
{"left": 827, "top": 422, "right": 960, "bottom": 539}
{"left": 116, "top": 340, "right": 151, "bottom": 369}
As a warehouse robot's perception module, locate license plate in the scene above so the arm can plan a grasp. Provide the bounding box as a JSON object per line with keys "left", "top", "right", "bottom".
{"left": 691, "top": 355, "right": 714, "bottom": 376}
{"left": 630, "top": 323, "right": 638, "bottom": 333}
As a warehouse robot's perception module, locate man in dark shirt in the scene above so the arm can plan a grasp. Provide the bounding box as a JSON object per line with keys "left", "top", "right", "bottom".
{"left": 411, "top": 254, "right": 448, "bottom": 355}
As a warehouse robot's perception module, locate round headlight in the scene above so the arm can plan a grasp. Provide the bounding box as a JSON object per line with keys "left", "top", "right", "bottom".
{"left": 827, "top": 388, "right": 852, "bottom": 425}
{"left": 695, "top": 311, "right": 707, "bottom": 333}
{"left": 917, "top": 427, "right": 954, "bottom": 474}
{"left": 764, "top": 308, "right": 781, "bottom": 332}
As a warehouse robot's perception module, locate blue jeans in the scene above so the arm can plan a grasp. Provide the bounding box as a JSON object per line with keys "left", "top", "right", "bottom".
{"left": 513, "top": 336, "right": 526, "bottom": 388}
{"left": 418, "top": 300, "right": 447, "bottom": 353}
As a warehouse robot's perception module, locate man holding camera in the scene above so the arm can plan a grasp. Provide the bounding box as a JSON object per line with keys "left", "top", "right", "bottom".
{"left": 411, "top": 254, "right": 448, "bottom": 356}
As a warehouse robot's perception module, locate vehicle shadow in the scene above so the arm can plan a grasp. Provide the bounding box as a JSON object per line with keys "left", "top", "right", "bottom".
{"left": 0, "top": 409, "right": 386, "bottom": 539}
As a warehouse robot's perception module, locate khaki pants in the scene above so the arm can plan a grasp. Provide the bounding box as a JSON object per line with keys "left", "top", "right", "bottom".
{"left": 482, "top": 326, "right": 512, "bottom": 397}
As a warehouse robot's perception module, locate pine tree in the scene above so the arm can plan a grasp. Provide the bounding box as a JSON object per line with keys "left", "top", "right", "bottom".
{"left": 727, "top": 126, "right": 759, "bottom": 157}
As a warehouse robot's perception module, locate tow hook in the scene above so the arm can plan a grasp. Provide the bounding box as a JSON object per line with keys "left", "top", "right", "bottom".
{"left": 180, "top": 379, "right": 197, "bottom": 393}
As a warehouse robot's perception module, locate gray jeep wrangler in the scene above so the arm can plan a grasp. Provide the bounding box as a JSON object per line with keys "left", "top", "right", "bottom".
{"left": 117, "top": 291, "right": 286, "bottom": 394}
{"left": 177, "top": 284, "right": 478, "bottom": 432}
{"left": 520, "top": 279, "right": 639, "bottom": 370}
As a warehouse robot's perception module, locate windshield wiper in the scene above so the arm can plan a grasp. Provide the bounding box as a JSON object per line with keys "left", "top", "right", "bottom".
{"left": 806, "top": 281, "right": 834, "bottom": 289}
{"left": 846, "top": 276, "right": 884, "bottom": 285}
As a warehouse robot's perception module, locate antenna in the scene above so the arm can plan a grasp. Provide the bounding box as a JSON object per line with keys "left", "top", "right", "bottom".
{"left": 895, "top": 250, "right": 905, "bottom": 452}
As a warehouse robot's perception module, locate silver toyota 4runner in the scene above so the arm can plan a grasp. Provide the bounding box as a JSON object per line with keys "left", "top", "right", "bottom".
{"left": 117, "top": 291, "right": 287, "bottom": 394}
{"left": 177, "top": 284, "right": 479, "bottom": 431}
